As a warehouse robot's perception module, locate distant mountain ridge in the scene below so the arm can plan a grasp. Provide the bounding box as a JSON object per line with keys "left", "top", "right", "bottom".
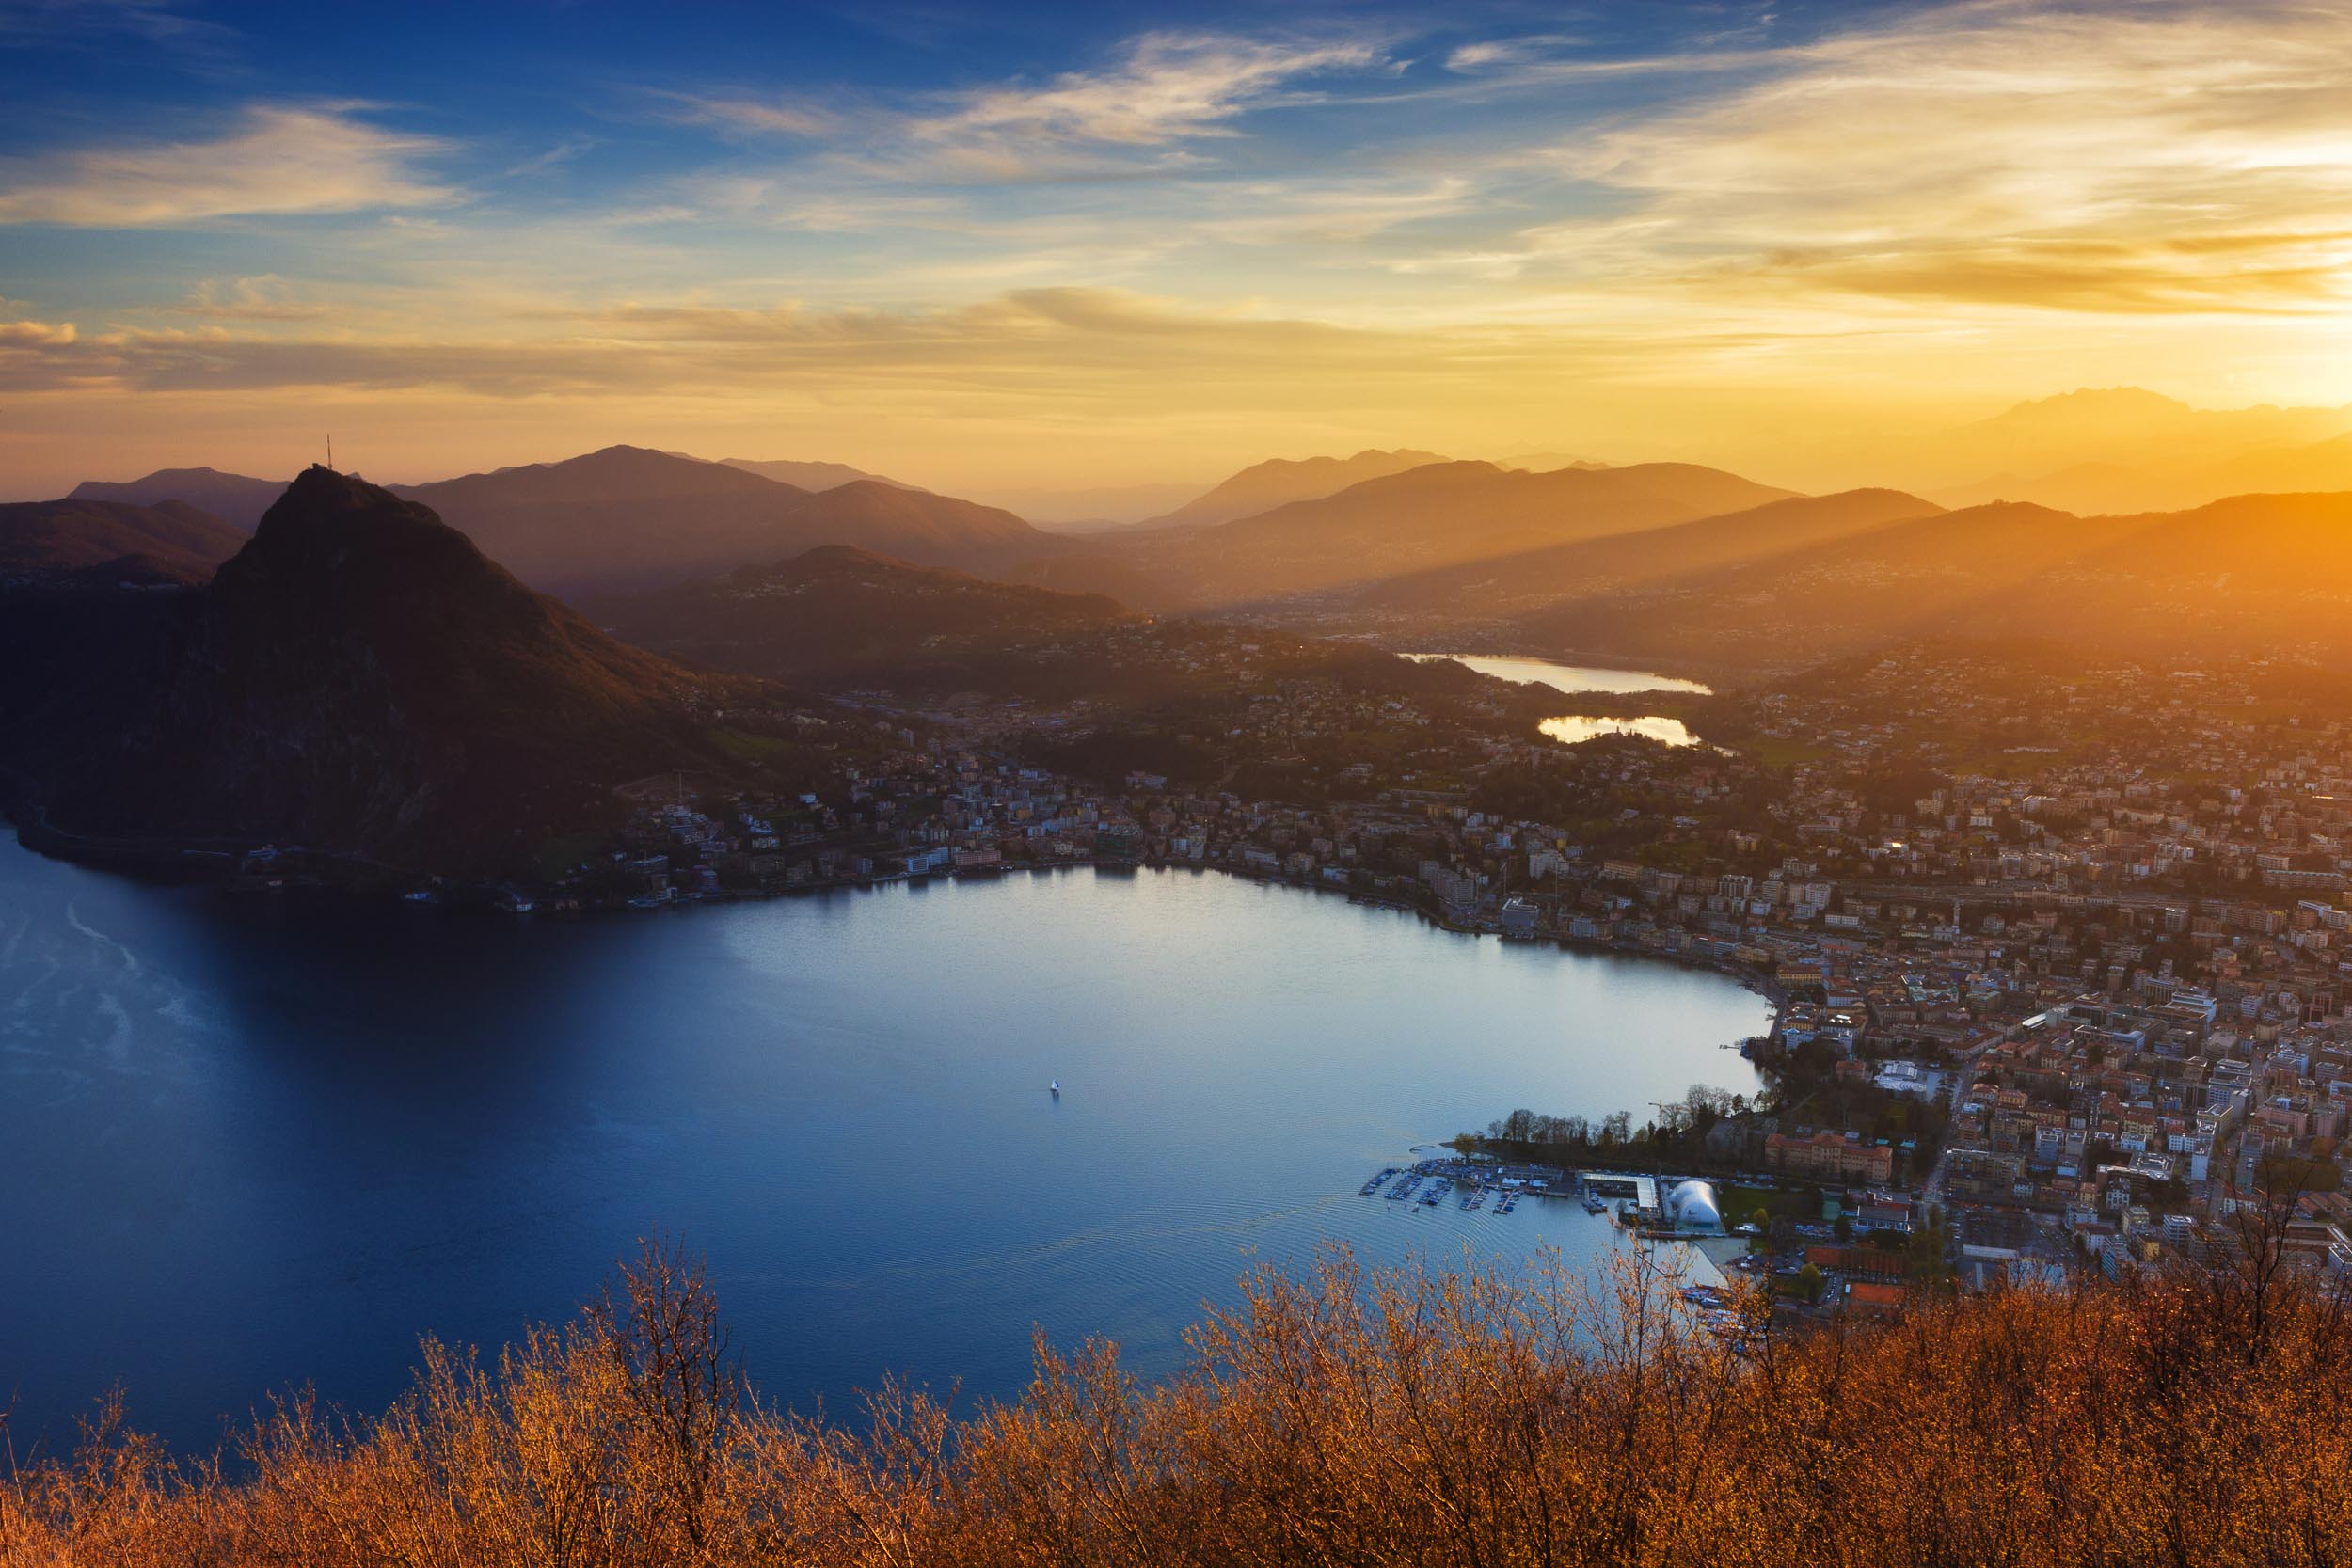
{"left": 1150, "top": 449, "right": 1452, "bottom": 528}
{"left": 69, "top": 467, "right": 286, "bottom": 530}
{"left": 717, "top": 456, "right": 923, "bottom": 492}
{"left": 1477, "top": 488, "right": 2352, "bottom": 675}
{"left": 1922, "top": 387, "right": 2352, "bottom": 512}
{"left": 1359, "top": 488, "right": 1945, "bottom": 619}
{"left": 1935, "top": 432, "right": 2352, "bottom": 515}
{"left": 1121, "top": 459, "right": 1796, "bottom": 605}
{"left": 393, "top": 445, "right": 1064, "bottom": 595}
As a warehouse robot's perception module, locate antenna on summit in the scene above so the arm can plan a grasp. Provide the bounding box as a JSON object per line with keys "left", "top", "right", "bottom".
{"left": 326, "top": 434, "right": 334, "bottom": 472}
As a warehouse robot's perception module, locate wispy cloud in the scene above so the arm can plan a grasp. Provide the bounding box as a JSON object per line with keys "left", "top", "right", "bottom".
{"left": 502, "top": 135, "right": 598, "bottom": 180}
{"left": 928, "top": 32, "right": 1380, "bottom": 148}
{"left": 11, "top": 3, "right": 2352, "bottom": 496}
{"left": 675, "top": 31, "right": 1389, "bottom": 184}
{"left": 0, "top": 319, "right": 76, "bottom": 345}
{"left": 173, "top": 275, "right": 329, "bottom": 321}
{"left": 0, "top": 286, "right": 1518, "bottom": 402}
{"left": 0, "top": 105, "right": 455, "bottom": 227}
{"left": 0, "top": 0, "right": 234, "bottom": 57}
{"left": 1443, "top": 35, "right": 1577, "bottom": 73}
{"left": 1510, "top": 1, "right": 2352, "bottom": 315}
{"left": 665, "top": 94, "right": 840, "bottom": 139}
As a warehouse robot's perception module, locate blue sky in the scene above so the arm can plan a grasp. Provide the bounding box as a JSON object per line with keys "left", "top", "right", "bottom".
{"left": 3, "top": 0, "right": 2349, "bottom": 497}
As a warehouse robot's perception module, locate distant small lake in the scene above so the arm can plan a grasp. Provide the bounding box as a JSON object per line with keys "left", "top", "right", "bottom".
{"left": 0, "top": 837, "right": 1769, "bottom": 1455}
{"left": 1408, "top": 653, "right": 1711, "bottom": 697}
{"left": 1410, "top": 654, "right": 1708, "bottom": 748}
{"left": 1541, "top": 715, "right": 1700, "bottom": 748}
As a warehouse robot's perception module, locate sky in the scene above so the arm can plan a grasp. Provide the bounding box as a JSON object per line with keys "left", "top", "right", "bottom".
{"left": 3, "top": 0, "right": 2351, "bottom": 500}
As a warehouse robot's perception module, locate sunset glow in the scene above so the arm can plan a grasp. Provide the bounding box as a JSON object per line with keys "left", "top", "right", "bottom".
{"left": 6, "top": 0, "right": 2352, "bottom": 499}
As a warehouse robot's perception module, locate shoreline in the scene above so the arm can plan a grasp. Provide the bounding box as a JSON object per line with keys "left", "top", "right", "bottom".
{"left": 4, "top": 800, "right": 1788, "bottom": 1053}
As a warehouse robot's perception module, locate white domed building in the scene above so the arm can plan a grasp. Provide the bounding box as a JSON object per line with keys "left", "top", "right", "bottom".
{"left": 1662, "top": 1180, "right": 1724, "bottom": 1235}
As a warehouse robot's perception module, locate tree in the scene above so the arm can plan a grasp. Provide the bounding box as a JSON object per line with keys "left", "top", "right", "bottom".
{"left": 1794, "top": 1262, "right": 1827, "bottom": 1304}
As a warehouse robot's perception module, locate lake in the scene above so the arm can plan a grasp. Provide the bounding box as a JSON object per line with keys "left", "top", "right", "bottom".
{"left": 0, "top": 834, "right": 1769, "bottom": 1454}
{"left": 1407, "top": 653, "right": 1711, "bottom": 697}
{"left": 1540, "top": 716, "right": 1701, "bottom": 748}
{"left": 1411, "top": 654, "right": 1708, "bottom": 748}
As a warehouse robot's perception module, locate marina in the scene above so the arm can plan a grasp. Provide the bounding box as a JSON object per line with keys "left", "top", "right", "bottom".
{"left": 1352, "top": 1160, "right": 1748, "bottom": 1247}
{"left": 1355, "top": 1154, "right": 1571, "bottom": 1216}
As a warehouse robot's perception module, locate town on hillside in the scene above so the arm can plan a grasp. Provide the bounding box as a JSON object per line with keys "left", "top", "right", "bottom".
{"left": 324, "top": 632, "right": 2352, "bottom": 1321}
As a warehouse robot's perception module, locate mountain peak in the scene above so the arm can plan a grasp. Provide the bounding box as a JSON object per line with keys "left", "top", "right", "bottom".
{"left": 1153, "top": 448, "right": 1454, "bottom": 527}
{"left": 1966, "top": 388, "right": 2203, "bottom": 440}
{"left": 250, "top": 465, "right": 475, "bottom": 559}
{"left": 65, "top": 467, "right": 756, "bottom": 865}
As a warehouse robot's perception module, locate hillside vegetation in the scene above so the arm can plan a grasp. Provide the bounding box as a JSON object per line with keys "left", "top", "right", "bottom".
{"left": 0, "top": 498, "right": 246, "bottom": 583}
{"left": 7, "top": 1243, "right": 2345, "bottom": 1567}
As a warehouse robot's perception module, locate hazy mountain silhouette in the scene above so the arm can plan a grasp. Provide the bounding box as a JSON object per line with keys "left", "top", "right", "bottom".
{"left": 1478, "top": 488, "right": 2352, "bottom": 673}
{"left": 596, "top": 541, "right": 1509, "bottom": 724}
{"left": 1502, "top": 499, "right": 2130, "bottom": 673}
{"left": 1937, "top": 434, "right": 2352, "bottom": 515}
{"left": 1919, "top": 387, "right": 2352, "bottom": 503}
{"left": 3, "top": 468, "right": 776, "bottom": 868}
{"left": 67, "top": 468, "right": 285, "bottom": 530}
{"left": 596, "top": 544, "right": 1139, "bottom": 689}
{"left": 1, "top": 498, "right": 247, "bottom": 583}
{"left": 1128, "top": 460, "right": 1794, "bottom": 604}
{"left": 717, "top": 457, "right": 923, "bottom": 492}
{"left": 1497, "top": 451, "right": 1610, "bottom": 473}
{"left": 999, "top": 547, "right": 1190, "bottom": 610}
{"left": 395, "top": 446, "right": 1061, "bottom": 594}
{"left": 1932, "top": 462, "right": 2170, "bottom": 515}
{"left": 1359, "top": 488, "right": 1944, "bottom": 619}
{"left": 1151, "top": 449, "right": 1452, "bottom": 528}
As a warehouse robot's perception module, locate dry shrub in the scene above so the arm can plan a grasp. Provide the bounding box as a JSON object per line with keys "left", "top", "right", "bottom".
{"left": 4, "top": 1238, "right": 2349, "bottom": 1567}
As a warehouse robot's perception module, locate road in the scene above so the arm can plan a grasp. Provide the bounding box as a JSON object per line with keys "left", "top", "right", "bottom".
{"left": 1919, "top": 1038, "right": 1991, "bottom": 1215}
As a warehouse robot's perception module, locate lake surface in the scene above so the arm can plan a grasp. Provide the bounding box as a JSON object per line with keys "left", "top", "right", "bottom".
{"left": 1412, "top": 655, "right": 1708, "bottom": 749}
{"left": 0, "top": 835, "right": 1768, "bottom": 1454}
{"left": 1408, "top": 654, "right": 1711, "bottom": 696}
{"left": 1540, "top": 715, "right": 1701, "bottom": 748}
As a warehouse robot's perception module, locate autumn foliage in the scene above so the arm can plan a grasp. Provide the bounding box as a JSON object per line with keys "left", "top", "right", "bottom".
{"left": 5, "top": 1240, "right": 2349, "bottom": 1566}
